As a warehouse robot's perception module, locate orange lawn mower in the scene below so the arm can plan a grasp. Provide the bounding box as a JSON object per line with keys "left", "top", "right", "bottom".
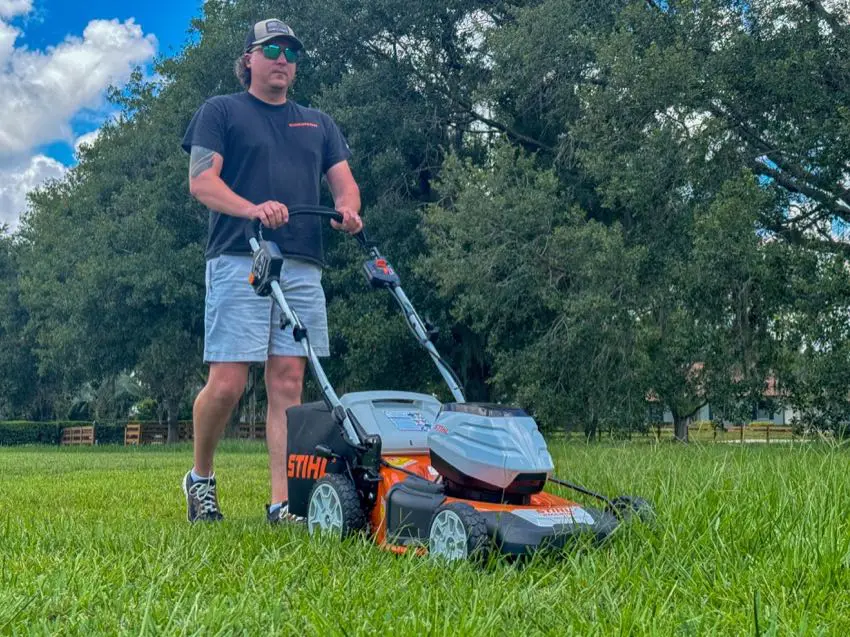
{"left": 247, "top": 206, "right": 654, "bottom": 563}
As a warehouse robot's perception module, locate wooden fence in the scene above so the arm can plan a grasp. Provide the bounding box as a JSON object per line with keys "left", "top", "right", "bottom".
{"left": 60, "top": 426, "right": 95, "bottom": 446}
{"left": 122, "top": 420, "right": 266, "bottom": 445}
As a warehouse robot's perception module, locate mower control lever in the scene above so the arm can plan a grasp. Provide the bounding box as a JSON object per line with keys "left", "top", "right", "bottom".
{"left": 364, "top": 257, "right": 400, "bottom": 288}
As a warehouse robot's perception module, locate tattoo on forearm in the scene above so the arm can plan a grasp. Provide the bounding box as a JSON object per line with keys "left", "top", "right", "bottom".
{"left": 189, "top": 146, "right": 216, "bottom": 179}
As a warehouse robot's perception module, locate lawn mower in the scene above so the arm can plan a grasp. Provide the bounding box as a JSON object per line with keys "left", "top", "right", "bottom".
{"left": 247, "top": 206, "right": 654, "bottom": 562}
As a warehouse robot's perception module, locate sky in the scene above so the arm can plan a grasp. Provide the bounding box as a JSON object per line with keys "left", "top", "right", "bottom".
{"left": 0, "top": 0, "right": 204, "bottom": 231}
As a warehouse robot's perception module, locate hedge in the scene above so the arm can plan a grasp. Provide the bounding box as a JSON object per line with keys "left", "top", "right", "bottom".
{"left": 0, "top": 421, "right": 64, "bottom": 445}
{"left": 95, "top": 424, "right": 126, "bottom": 445}
{"left": 0, "top": 421, "right": 131, "bottom": 446}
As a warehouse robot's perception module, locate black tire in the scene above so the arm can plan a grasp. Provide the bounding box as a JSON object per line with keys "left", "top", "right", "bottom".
{"left": 428, "top": 502, "right": 490, "bottom": 562}
{"left": 607, "top": 495, "right": 655, "bottom": 525}
{"left": 307, "top": 473, "right": 366, "bottom": 539}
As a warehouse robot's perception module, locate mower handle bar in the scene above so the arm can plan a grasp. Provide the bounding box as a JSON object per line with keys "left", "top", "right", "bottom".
{"left": 247, "top": 205, "right": 371, "bottom": 250}
{"left": 247, "top": 203, "right": 465, "bottom": 404}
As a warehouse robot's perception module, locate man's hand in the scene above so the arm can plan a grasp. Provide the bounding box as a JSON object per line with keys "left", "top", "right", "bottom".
{"left": 330, "top": 206, "right": 363, "bottom": 234}
{"left": 249, "top": 201, "right": 289, "bottom": 229}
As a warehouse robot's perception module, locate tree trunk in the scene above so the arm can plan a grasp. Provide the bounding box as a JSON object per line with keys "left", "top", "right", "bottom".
{"left": 166, "top": 397, "right": 179, "bottom": 444}
{"left": 673, "top": 412, "right": 689, "bottom": 443}
{"left": 584, "top": 415, "right": 598, "bottom": 442}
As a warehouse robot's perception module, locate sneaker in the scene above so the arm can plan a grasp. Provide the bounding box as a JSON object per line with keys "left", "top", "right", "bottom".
{"left": 182, "top": 470, "right": 224, "bottom": 523}
{"left": 266, "top": 501, "right": 305, "bottom": 524}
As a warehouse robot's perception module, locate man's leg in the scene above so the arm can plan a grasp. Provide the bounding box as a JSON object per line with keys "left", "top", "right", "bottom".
{"left": 193, "top": 362, "right": 250, "bottom": 476}
{"left": 264, "top": 355, "right": 306, "bottom": 520}
{"left": 265, "top": 258, "right": 329, "bottom": 522}
{"left": 183, "top": 362, "right": 249, "bottom": 523}
{"left": 184, "top": 254, "right": 269, "bottom": 523}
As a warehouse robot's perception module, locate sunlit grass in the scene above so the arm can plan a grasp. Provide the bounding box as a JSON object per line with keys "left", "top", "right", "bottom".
{"left": 1, "top": 440, "right": 848, "bottom": 635}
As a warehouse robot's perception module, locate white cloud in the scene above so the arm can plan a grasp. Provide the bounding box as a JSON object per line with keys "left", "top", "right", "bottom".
{"left": 0, "top": 6, "right": 157, "bottom": 230}
{"left": 0, "top": 154, "right": 66, "bottom": 231}
{"left": 0, "top": 0, "right": 31, "bottom": 20}
{"left": 0, "top": 17, "right": 157, "bottom": 156}
{"left": 73, "top": 129, "right": 101, "bottom": 155}
{"left": 0, "top": 20, "right": 17, "bottom": 62}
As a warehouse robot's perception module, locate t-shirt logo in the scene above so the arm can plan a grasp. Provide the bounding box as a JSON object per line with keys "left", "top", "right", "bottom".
{"left": 289, "top": 122, "right": 319, "bottom": 128}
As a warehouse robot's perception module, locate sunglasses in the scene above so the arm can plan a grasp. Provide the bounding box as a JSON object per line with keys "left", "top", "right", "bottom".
{"left": 254, "top": 43, "right": 300, "bottom": 63}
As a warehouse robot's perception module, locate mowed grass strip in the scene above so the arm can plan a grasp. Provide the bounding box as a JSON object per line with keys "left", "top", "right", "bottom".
{"left": 1, "top": 440, "right": 849, "bottom": 635}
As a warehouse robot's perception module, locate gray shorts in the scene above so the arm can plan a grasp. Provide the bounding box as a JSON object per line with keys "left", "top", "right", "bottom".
{"left": 203, "top": 254, "right": 329, "bottom": 363}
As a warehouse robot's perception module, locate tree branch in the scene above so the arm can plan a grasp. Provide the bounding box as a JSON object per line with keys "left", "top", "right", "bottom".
{"left": 739, "top": 126, "right": 850, "bottom": 206}
{"left": 749, "top": 160, "right": 850, "bottom": 223}
{"left": 708, "top": 103, "right": 850, "bottom": 217}
{"left": 801, "top": 0, "right": 848, "bottom": 36}
{"left": 763, "top": 217, "right": 850, "bottom": 259}
{"left": 363, "top": 40, "right": 554, "bottom": 153}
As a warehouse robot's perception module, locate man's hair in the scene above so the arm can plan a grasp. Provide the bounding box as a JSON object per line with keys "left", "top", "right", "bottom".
{"left": 234, "top": 54, "right": 251, "bottom": 88}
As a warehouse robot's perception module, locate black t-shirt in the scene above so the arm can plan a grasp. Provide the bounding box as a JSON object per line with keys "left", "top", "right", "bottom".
{"left": 181, "top": 91, "right": 352, "bottom": 265}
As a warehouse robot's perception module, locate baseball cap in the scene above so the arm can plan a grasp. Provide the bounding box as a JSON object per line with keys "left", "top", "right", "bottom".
{"left": 244, "top": 19, "right": 304, "bottom": 52}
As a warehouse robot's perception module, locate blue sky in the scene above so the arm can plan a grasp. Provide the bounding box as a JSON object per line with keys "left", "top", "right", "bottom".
{"left": 0, "top": 0, "right": 204, "bottom": 229}
{"left": 21, "top": 0, "right": 202, "bottom": 165}
{"left": 22, "top": 0, "right": 199, "bottom": 160}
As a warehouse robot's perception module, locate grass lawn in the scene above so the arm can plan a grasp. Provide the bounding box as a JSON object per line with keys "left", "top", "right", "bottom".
{"left": 1, "top": 440, "right": 849, "bottom": 635}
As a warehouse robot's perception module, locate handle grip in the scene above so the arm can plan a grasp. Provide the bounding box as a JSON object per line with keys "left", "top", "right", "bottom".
{"left": 244, "top": 204, "right": 370, "bottom": 250}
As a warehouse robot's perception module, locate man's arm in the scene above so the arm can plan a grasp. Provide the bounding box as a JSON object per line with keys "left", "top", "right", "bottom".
{"left": 325, "top": 160, "right": 362, "bottom": 233}
{"left": 189, "top": 146, "right": 288, "bottom": 228}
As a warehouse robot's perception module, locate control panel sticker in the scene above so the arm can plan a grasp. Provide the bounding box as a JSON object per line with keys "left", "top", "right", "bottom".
{"left": 384, "top": 410, "right": 432, "bottom": 432}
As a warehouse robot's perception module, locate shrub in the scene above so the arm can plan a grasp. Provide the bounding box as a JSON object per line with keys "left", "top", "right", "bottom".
{"left": 95, "top": 423, "right": 126, "bottom": 445}
{"left": 0, "top": 421, "right": 63, "bottom": 445}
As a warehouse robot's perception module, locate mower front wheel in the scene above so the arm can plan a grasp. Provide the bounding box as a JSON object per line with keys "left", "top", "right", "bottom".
{"left": 607, "top": 495, "right": 655, "bottom": 525}
{"left": 307, "top": 474, "right": 366, "bottom": 540}
{"left": 428, "top": 502, "right": 490, "bottom": 563}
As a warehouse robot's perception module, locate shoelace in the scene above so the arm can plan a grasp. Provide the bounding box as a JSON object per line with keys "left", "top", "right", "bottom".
{"left": 189, "top": 479, "right": 220, "bottom": 515}
{"left": 277, "top": 504, "right": 304, "bottom": 521}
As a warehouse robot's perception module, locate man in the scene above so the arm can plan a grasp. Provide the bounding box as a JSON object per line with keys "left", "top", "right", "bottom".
{"left": 180, "top": 18, "right": 362, "bottom": 524}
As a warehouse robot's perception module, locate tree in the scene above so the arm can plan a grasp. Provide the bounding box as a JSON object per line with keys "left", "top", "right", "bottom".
{"left": 422, "top": 145, "right": 647, "bottom": 434}
{"left": 7, "top": 0, "right": 850, "bottom": 444}
{"left": 0, "top": 229, "right": 54, "bottom": 419}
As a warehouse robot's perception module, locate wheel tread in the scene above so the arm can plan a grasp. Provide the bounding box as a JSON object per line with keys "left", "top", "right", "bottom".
{"left": 308, "top": 473, "right": 366, "bottom": 537}
{"left": 429, "top": 502, "right": 490, "bottom": 561}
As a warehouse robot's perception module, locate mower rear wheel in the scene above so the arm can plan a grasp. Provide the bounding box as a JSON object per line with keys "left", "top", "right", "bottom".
{"left": 428, "top": 502, "right": 489, "bottom": 563}
{"left": 307, "top": 474, "right": 366, "bottom": 539}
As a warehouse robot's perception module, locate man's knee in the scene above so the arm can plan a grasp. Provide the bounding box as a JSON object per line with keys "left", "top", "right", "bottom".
{"left": 203, "top": 363, "right": 249, "bottom": 407}
{"left": 266, "top": 357, "right": 306, "bottom": 403}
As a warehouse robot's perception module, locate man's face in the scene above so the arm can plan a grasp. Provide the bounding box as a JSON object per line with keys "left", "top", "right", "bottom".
{"left": 247, "top": 38, "right": 298, "bottom": 91}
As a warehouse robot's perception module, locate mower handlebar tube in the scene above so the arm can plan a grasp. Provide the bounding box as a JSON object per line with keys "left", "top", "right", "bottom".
{"left": 246, "top": 209, "right": 364, "bottom": 448}
{"left": 246, "top": 206, "right": 370, "bottom": 249}
{"left": 248, "top": 204, "right": 465, "bottom": 406}
{"left": 388, "top": 285, "right": 466, "bottom": 403}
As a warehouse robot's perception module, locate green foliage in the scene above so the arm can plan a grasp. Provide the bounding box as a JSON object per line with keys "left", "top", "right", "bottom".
{"left": 421, "top": 144, "right": 647, "bottom": 433}
{"left": 2, "top": 0, "right": 850, "bottom": 439}
{"left": 94, "top": 424, "right": 126, "bottom": 445}
{"left": 0, "top": 421, "right": 128, "bottom": 445}
{"left": 0, "top": 422, "right": 62, "bottom": 445}
{"left": 133, "top": 398, "right": 158, "bottom": 421}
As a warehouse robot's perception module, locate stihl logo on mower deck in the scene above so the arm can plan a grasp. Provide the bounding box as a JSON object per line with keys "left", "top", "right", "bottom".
{"left": 287, "top": 454, "right": 328, "bottom": 480}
